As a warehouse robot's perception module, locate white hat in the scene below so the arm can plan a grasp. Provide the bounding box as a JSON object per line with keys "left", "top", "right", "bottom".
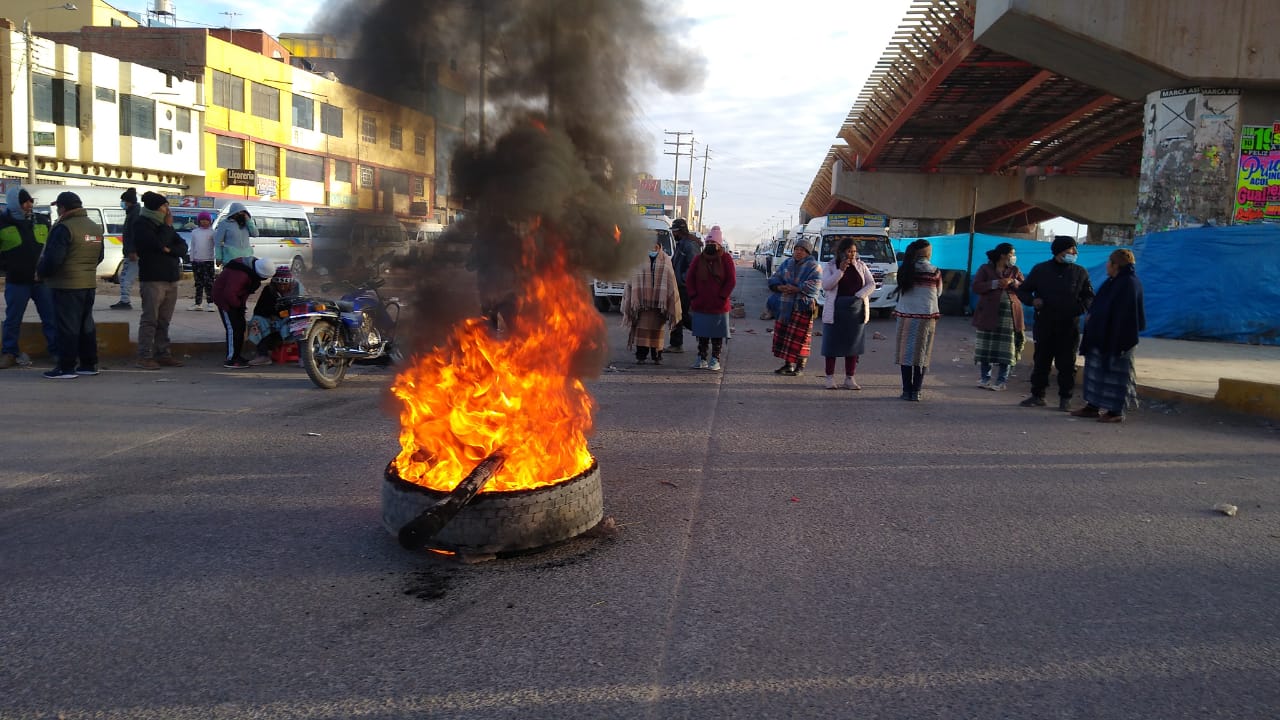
{"left": 252, "top": 257, "right": 273, "bottom": 279}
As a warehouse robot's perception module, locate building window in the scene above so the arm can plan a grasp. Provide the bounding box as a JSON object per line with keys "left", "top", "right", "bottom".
{"left": 33, "top": 75, "right": 80, "bottom": 128}
{"left": 251, "top": 82, "right": 280, "bottom": 121}
{"left": 360, "top": 114, "right": 377, "bottom": 143}
{"left": 414, "top": 132, "right": 427, "bottom": 156}
{"left": 291, "top": 94, "right": 314, "bottom": 130}
{"left": 320, "top": 103, "right": 343, "bottom": 137}
{"left": 285, "top": 150, "right": 324, "bottom": 183}
{"left": 95, "top": 86, "right": 116, "bottom": 103}
{"left": 412, "top": 176, "right": 425, "bottom": 197}
{"left": 333, "top": 159, "right": 352, "bottom": 183}
{"left": 379, "top": 169, "right": 409, "bottom": 194}
{"left": 390, "top": 124, "right": 403, "bottom": 150}
{"left": 176, "top": 107, "right": 191, "bottom": 133}
{"left": 159, "top": 129, "right": 173, "bottom": 154}
{"left": 358, "top": 165, "right": 374, "bottom": 188}
{"left": 216, "top": 135, "right": 244, "bottom": 169}
{"left": 118, "top": 94, "right": 155, "bottom": 139}
{"left": 255, "top": 143, "right": 279, "bottom": 176}
{"left": 212, "top": 70, "right": 244, "bottom": 112}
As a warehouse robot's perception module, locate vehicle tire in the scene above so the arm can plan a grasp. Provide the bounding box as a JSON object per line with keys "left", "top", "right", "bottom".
{"left": 594, "top": 296, "right": 611, "bottom": 312}
{"left": 300, "top": 320, "right": 349, "bottom": 389}
{"left": 291, "top": 256, "right": 305, "bottom": 276}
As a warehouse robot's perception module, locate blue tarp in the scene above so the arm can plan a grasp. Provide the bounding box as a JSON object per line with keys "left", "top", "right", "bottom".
{"left": 892, "top": 229, "right": 1280, "bottom": 345}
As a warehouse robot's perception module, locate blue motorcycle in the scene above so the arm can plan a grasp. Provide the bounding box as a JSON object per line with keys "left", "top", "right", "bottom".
{"left": 285, "top": 278, "right": 403, "bottom": 389}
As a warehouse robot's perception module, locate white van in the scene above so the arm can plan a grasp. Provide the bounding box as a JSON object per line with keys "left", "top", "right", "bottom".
{"left": 308, "top": 211, "right": 413, "bottom": 274}
{"left": 806, "top": 214, "right": 900, "bottom": 317}
{"left": 208, "top": 199, "right": 313, "bottom": 275}
{"left": 14, "top": 184, "right": 132, "bottom": 280}
{"left": 592, "top": 214, "right": 675, "bottom": 312}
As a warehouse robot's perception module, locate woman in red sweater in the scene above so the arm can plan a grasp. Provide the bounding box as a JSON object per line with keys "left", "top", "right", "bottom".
{"left": 683, "top": 229, "right": 737, "bottom": 371}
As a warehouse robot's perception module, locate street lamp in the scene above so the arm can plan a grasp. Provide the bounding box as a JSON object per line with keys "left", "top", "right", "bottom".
{"left": 23, "top": 3, "right": 77, "bottom": 184}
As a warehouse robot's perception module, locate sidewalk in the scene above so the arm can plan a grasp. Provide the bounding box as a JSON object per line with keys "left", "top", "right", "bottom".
{"left": 6, "top": 272, "right": 1280, "bottom": 420}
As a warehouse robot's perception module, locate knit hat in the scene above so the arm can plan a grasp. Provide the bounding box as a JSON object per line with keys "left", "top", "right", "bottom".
{"left": 271, "top": 265, "right": 294, "bottom": 283}
{"left": 252, "top": 257, "right": 273, "bottom": 279}
{"left": 197, "top": 211, "right": 212, "bottom": 224}
{"left": 54, "top": 191, "right": 82, "bottom": 209}
{"left": 793, "top": 237, "right": 813, "bottom": 252}
{"left": 1051, "top": 235, "right": 1077, "bottom": 256}
{"left": 17, "top": 189, "right": 33, "bottom": 205}
{"left": 141, "top": 191, "right": 168, "bottom": 211}
{"left": 120, "top": 188, "right": 138, "bottom": 204}
{"left": 671, "top": 218, "right": 688, "bottom": 231}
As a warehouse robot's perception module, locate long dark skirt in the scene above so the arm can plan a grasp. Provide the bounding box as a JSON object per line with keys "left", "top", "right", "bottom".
{"left": 1082, "top": 347, "right": 1138, "bottom": 414}
{"left": 772, "top": 310, "right": 814, "bottom": 363}
{"left": 821, "top": 296, "right": 866, "bottom": 357}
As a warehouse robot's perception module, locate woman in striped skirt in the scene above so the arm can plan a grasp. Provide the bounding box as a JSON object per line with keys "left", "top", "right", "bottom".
{"left": 1072, "top": 248, "right": 1145, "bottom": 423}
{"left": 768, "top": 238, "right": 822, "bottom": 376}
{"left": 892, "top": 239, "right": 943, "bottom": 401}
{"left": 970, "top": 242, "right": 1025, "bottom": 391}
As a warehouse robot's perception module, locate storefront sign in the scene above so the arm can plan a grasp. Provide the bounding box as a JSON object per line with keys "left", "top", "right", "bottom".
{"left": 1233, "top": 124, "right": 1280, "bottom": 224}
{"left": 226, "top": 168, "right": 256, "bottom": 186}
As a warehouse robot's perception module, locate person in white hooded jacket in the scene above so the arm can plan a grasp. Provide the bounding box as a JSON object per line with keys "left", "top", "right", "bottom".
{"left": 213, "top": 202, "right": 254, "bottom": 264}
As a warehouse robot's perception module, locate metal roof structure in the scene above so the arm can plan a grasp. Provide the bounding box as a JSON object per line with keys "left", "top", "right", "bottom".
{"left": 803, "top": 0, "right": 1142, "bottom": 232}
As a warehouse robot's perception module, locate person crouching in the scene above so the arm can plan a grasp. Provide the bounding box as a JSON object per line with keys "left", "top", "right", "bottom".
{"left": 212, "top": 257, "right": 273, "bottom": 368}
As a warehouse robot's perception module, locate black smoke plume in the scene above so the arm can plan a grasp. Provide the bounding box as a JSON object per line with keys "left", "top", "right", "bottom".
{"left": 317, "top": 0, "right": 702, "bottom": 361}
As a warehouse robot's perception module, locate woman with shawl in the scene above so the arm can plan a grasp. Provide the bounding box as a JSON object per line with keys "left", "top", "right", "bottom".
{"left": 621, "top": 236, "right": 681, "bottom": 365}
{"left": 768, "top": 237, "right": 822, "bottom": 377}
{"left": 1072, "top": 248, "right": 1145, "bottom": 423}
{"left": 684, "top": 226, "right": 736, "bottom": 372}
{"left": 970, "top": 242, "right": 1025, "bottom": 391}
{"left": 892, "top": 239, "right": 943, "bottom": 401}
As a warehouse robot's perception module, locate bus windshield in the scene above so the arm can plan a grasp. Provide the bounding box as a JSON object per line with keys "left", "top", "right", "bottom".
{"left": 819, "top": 234, "right": 896, "bottom": 264}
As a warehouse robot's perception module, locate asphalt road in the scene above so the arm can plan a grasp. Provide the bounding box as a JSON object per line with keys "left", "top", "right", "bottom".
{"left": 2, "top": 265, "right": 1278, "bottom": 720}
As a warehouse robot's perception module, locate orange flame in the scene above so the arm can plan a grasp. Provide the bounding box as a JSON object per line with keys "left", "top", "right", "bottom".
{"left": 613, "top": 225, "right": 622, "bottom": 244}
{"left": 391, "top": 242, "right": 602, "bottom": 493}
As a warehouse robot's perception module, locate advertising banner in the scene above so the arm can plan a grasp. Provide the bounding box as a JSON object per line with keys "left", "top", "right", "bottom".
{"left": 1233, "top": 123, "right": 1280, "bottom": 224}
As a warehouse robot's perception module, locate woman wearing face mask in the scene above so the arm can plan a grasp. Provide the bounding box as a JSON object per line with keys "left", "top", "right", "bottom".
{"left": 891, "top": 239, "right": 943, "bottom": 401}
{"left": 971, "top": 242, "right": 1025, "bottom": 391}
{"left": 1073, "top": 248, "right": 1145, "bottom": 423}
{"left": 767, "top": 237, "right": 822, "bottom": 377}
{"left": 213, "top": 203, "right": 254, "bottom": 265}
{"left": 683, "top": 226, "right": 736, "bottom": 372}
{"left": 621, "top": 237, "right": 681, "bottom": 365}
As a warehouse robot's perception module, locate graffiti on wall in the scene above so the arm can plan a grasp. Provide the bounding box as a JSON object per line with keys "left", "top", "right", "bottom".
{"left": 1136, "top": 87, "right": 1239, "bottom": 235}
{"left": 1233, "top": 124, "right": 1280, "bottom": 224}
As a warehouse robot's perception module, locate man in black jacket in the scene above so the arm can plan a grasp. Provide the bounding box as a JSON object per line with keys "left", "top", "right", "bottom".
{"left": 112, "top": 187, "right": 140, "bottom": 310}
{"left": 0, "top": 186, "right": 57, "bottom": 368}
{"left": 132, "top": 191, "right": 189, "bottom": 369}
{"left": 1015, "top": 236, "right": 1095, "bottom": 411}
{"left": 666, "top": 218, "right": 698, "bottom": 352}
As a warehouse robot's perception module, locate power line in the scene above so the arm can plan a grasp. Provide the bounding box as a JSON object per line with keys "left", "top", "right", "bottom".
{"left": 663, "top": 130, "right": 693, "bottom": 220}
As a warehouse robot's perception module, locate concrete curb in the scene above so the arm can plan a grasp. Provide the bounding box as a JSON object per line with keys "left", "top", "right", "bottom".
{"left": 1214, "top": 379, "right": 1280, "bottom": 422}
{"left": 21, "top": 322, "right": 230, "bottom": 360}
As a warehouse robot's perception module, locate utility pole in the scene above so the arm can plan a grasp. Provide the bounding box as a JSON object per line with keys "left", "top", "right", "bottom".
{"left": 686, "top": 138, "right": 696, "bottom": 224}
{"left": 220, "top": 11, "right": 240, "bottom": 47}
{"left": 697, "top": 145, "right": 711, "bottom": 234}
{"left": 664, "top": 130, "right": 692, "bottom": 220}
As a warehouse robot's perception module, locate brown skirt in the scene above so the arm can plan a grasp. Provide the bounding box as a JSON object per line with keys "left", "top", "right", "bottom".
{"left": 632, "top": 309, "right": 666, "bottom": 349}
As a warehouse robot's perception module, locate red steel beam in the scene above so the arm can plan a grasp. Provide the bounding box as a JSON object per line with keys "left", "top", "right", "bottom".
{"left": 923, "top": 69, "right": 1053, "bottom": 171}
{"left": 985, "top": 95, "right": 1117, "bottom": 173}
{"left": 860, "top": 36, "right": 977, "bottom": 170}
{"left": 1063, "top": 128, "right": 1143, "bottom": 172}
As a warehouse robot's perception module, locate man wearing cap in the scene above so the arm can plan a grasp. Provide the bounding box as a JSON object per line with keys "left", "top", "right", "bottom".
{"left": 666, "top": 218, "right": 697, "bottom": 353}
{"left": 212, "top": 256, "right": 273, "bottom": 369}
{"left": 36, "top": 191, "right": 104, "bottom": 379}
{"left": 112, "top": 188, "right": 140, "bottom": 310}
{"left": 0, "top": 186, "right": 57, "bottom": 368}
{"left": 132, "top": 191, "right": 189, "bottom": 369}
{"left": 1015, "top": 235, "right": 1095, "bottom": 411}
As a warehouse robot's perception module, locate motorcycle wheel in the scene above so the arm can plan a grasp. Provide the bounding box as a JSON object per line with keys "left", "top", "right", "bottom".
{"left": 301, "top": 320, "right": 350, "bottom": 389}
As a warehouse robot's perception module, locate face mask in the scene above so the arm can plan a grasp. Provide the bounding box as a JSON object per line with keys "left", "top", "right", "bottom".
{"left": 1059, "top": 253, "right": 1077, "bottom": 265}
{"left": 120, "top": 202, "right": 128, "bottom": 210}
{"left": 704, "top": 246, "right": 717, "bottom": 254}
{"left": 648, "top": 251, "right": 658, "bottom": 258}
{"left": 1008, "top": 256, "right": 1017, "bottom": 265}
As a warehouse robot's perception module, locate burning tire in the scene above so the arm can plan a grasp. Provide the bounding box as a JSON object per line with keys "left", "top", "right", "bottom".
{"left": 382, "top": 460, "right": 603, "bottom": 554}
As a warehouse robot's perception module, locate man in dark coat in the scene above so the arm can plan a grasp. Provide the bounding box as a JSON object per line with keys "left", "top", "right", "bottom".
{"left": 0, "top": 186, "right": 56, "bottom": 367}
{"left": 666, "top": 218, "right": 698, "bottom": 353}
{"left": 1016, "top": 235, "right": 1095, "bottom": 411}
{"left": 112, "top": 187, "right": 140, "bottom": 309}
{"left": 132, "top": 191, "right": 188, "bottom": 369}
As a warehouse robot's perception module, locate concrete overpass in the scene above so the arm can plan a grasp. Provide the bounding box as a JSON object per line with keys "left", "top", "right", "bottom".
{"left": 803, "top": 0, "right": 1280, "bottom": 242}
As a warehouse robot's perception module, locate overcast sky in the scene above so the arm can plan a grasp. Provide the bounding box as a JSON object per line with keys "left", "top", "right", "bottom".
{"left": 166, "top": 0, "right": 1074, "bottom": 249}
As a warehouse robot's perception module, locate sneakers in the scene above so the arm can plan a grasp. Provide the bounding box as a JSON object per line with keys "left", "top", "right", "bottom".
{"left": 707, "top": 357, "right": 722, "bottom": 372}
{"left": 223, "top": 358, "right": 250, "bottom": 369}
{"left": 157, "top": 356, "right": 185, "bottom": 367}
{"left": 977, "top": 378, "right": 991, "bottom": 389}
{"left": 843, "top": 376, "right": 862, "bottom": 391}
{"left": 188, "top": 303, "right": 203, "bottom": 311}
{"left": 42, "top": 368, "right": 78, "bottom": 379}
{"left": 824, "top": 375, "right": 838, "bottom": 390}
{"left": 692, "top": 357, "right": 709, "bottom": 370}
{"left": 0, "top": 353, "right": 14, "bottom": 369}
{"left": 75, "top": 366, "right": 100, "bottom": 376}
{"left": 991, "top": 381, "right": 1008, "bottom": 392}
{"left": 1058, "top": 398, "right": 1071, "bottom": 412}
{"left": 774, "top": 363, "right": 791, "bottom": 374}
{"left": 247, "top": 355, "right": 272, "bottom": 367}
{"left": 135, "top": 358, "right": 160, "bottom": 370}
{"left": 1019, "top": 395, "right": 1047, "bottom": 407}
{"left": 110, "top": 301, "right": 132, "bottom": 310}
{"left": 206, "top": 304, "right": 217, "bottom": 312}
{"left": 1070, "top": 405, "right": 1101, "bottom": 418}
